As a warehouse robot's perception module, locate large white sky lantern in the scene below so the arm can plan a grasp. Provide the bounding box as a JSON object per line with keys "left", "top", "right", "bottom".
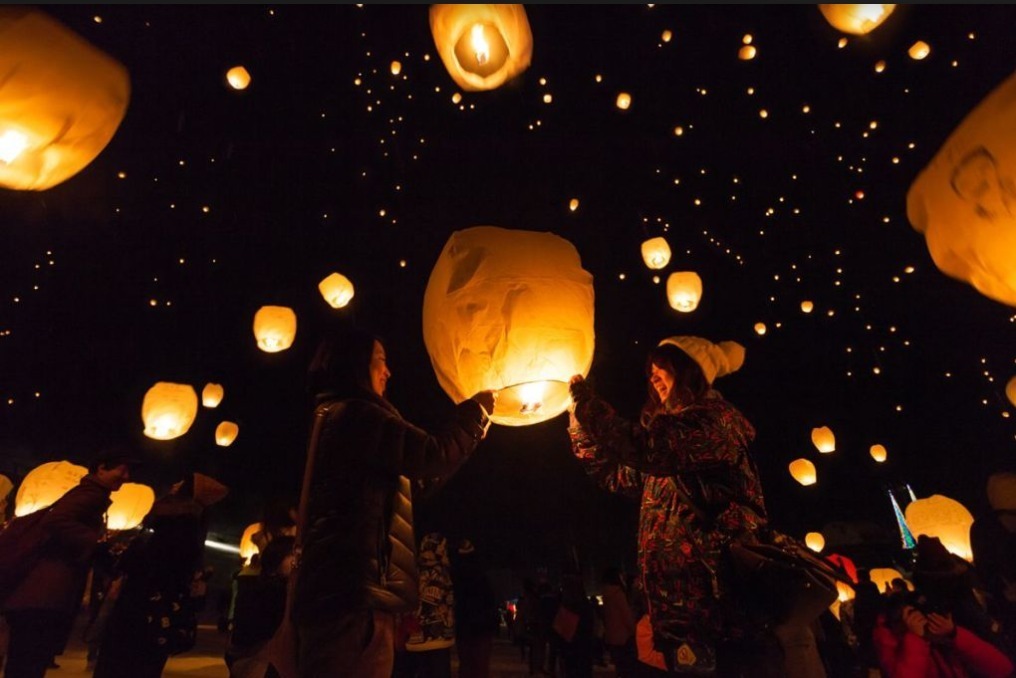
{"left": 107, "top": 482, "right": 155, "bottom": 531}
{"left": 142, "top": 382, "right": 198, "bottom": 440}
{"left": 0, "top": 8, "right": 130, "bottom": 191}
{"left": 818, "top": 5, "right": 896, "bottom": 36}
{"left": 811, "top": 426, "right": 836, "bottom": 453}
{"left": 905, "top": 493, "right": 975, "bottom": 562}
{"left": 907, "top": 70, "right": 1016, "bottom": 308}
{"left": 423, "top": 226, "right": 595, "bottom": 427}
{"left": 318, "top": 272, "right": 355, "bottom": 309}
{"left": 667, "top": 272, "right": 703, "bottom": 312}
{"left": 641, "top": 237, "right": 672, "bottom": 270}
{"left": 253, "top": 305, "right": 297, "bottom": 353}
{"left": 789, "top": 458, "right": 818, "bottom": 486}
{"left": 15, "top": 460, "right": 87, "bottom": 517}
{"left": 429, "top": 4, "right": 533, "bottom": 93}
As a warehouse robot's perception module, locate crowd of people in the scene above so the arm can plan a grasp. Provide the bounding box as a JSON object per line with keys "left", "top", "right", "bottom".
{"left": 0, "top": 325, "right": 1013, "bottom": 678}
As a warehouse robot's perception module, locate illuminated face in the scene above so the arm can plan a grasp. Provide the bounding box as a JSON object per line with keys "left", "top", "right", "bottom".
{"left": 369, "top": 341, "right": 391, "bottom": 397}
{"left": 649, "top": 363, "right": 675, "bottom": 404}
{"left": 97, "top": 463, "right": 131, "bottom": 492}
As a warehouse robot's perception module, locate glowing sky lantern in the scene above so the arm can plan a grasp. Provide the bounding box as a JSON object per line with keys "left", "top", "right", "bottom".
{"left": 817, "top": 5, "right": 896, "bottom": 36}
{"left": 640, "top": 237, "right": 672, "bottom": 270}
{"left": 142, "top": 382, "right": 198, "bottom": 440}
{"left": 869, "top": 567, "right": 909, "bottom": 594}
{"left": 226, "top": 65, "right": 251, "bottom": 90}
{"left": 738, "top": 45, "right": 756, "bottom": 61}
{"left": 390, "top": 60, "right": 402, "bottom": 76}
{"left": 318, "top": 272, "right": 355, "bottom": 309}
{"left": 14, "top": 460, "right": 87, "bottom": 517}
{"left": 0, "top": 474, "right": 11, "bottom": 503}
{"left": 1007, "top": 375, "right": 1016, "bottom": 407}
{"left": 616, "top": 92, "right": 632, "bottom": 110}
{"left": 0, "top": 8, "right": 130, "bottom": 190}
{"left": 253, "top": 305, "right": 297, "bottom": 353}
{"left": 829, "top": 579, "right": 856, "bottom": 620}
{"left": 107, "top": 482, "right": 154, "bottom": 530}
{"left": 422, "top": 226, "right": 595, "bottom": 427}
{"left": 202, "top": 382, "right": 224, "bottom": 408}
{"left": 215, "top": 421, "right": 240, "bottom": 447}
{"left": 801, "top": 300, "right": 814, "bottom": 313}
{"left": 905, "top": 494, "right": 975, "bottom": 561}
{"left": 666, "top": 272, "right": 703, "bottom": 312}
{"left": 568, "top": 198, "right": 579, "bottom": 212}
{"left": 754, "top": 322, "right": 767, "bottom": 336}
{"left": 812, "top": 426, "right": 836, "bottom": 453}
{"left": 908, "top": 40, "right": 931, "bottom": 60}
{"left": 870, "top": 443, "right": 887, "bottom": 462}
{"left": 907, "top": 70, "right": 1016, "bottom": 308}
{"left": 789, "top": 458, "right": 817, "bottom": 486}
{"left": 239, "top": 522, "right": 263, "bottom": 565}
{"left": 805, "top": 532, "right": 825, "bottom": 552}
{"left": 429, "top": 4, "right": 532, "bottom": 92}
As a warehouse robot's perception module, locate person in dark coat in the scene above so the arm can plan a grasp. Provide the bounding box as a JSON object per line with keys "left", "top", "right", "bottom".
{"left": 92, "top": 471, "right": 229, "bottom": 678}
{"left": 451, "top": 539, "right": 500, "bottom": 678}
{"left": 291, "top": 328, "right": 495, "bottom": 678}
{"left": 2, "top": 449, "right": 135, "bottom": 678}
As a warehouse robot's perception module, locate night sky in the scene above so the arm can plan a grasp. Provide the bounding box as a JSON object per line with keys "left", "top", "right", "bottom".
{"left": 1, "top": 5, "right": 1014, "bottom": 577}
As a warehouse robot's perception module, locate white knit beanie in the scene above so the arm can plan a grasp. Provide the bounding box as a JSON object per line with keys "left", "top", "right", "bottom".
{"left": 657, "top": 336, "right": 746, "bottom": 385}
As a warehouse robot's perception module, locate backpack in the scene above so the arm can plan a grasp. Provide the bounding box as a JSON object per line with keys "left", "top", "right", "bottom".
{"left": 0, "top": 507, "right": 54, "bottom": 607}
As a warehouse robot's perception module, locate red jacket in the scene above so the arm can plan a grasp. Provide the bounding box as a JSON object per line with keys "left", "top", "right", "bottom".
{"left": 873, "top": 615, "right": 1014, "bottom": 678}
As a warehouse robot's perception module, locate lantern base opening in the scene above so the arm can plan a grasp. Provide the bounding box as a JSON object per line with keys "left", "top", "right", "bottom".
{"left": 492, "top": 379, "right": 570, "bottom": 427}
{"left": 454, "top": 22, "right": 509, "bottom": 78}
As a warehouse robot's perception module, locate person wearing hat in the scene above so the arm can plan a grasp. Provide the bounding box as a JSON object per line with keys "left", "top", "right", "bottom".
{"left": 2, "top": 448, "right": 136, "bottom": 678}
{"left": 568, "top": 336, "right": 770, "bottom": 676}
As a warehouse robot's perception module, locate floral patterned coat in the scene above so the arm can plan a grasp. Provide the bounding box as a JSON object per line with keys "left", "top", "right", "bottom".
{"left": 569, "top": 389, "right": 768, "bottom": 650}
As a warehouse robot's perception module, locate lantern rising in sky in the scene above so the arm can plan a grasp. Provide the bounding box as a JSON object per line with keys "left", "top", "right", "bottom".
{"left": 805, "top": 532, "right": 825, "bottom": 552}
{"left": 226, "top": 65, "right": 251, "bottom": 90}
{"left": 0, "top": 8, "right": 130, "bottom": 190}
{"left": 422, "top": 226, "right": 595, "bottom": 427}
{"left": 905, "top": 494, "right": 975, "bottom": 561}
{"left": 429, "top": 4, "right": 533, "bottom": 92}
{"left": 202, "top": 382, "right": 224, "bottom": 408}
{"left": 107, "top": 482, "right": 155, "bottom": 531}
{"left": 817, "top": 5, "right": 896, "bottom": 36}
{"left": 811, "top": 426, "right": 836, "bottom": 453}
{"left": 641, "top": 237, "right": 672, "bottom": 270}
{"left": 215, "top": 421, "right": 240, "bottom": 447}
{"left": 1007, "top": 375, "right": 1016, "bottom": 407}
{"left": 253, "top": 305, "right": 297, "bottom": 353}
{"left": 789, "top": 458, "right": 817, "bottom": 486}
{"left": 318, "top": 272, "right": 355, "bottom": 309}
{"left": 908, "top": 40, "right": 931, "bottom": 60}
{"left": 666, "top": 272, "right": 703, "bottom": 312}
{"left": 870, "top": 443, "right": 887, "bottom": 462}
{"left": 14, "top": 460, "right": 87, "bottom": 517}
{"left": 142, "top": 382, "right": 198, "bottom": 441}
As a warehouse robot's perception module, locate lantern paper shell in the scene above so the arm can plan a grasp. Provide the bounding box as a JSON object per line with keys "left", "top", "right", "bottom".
{"left": 239, "top": 522, "right": 262, "bottom": 565}
{"left": 14, "top": 460, "right": 87, "bottom": 517}
{"left": 801, "top": 300, "right": 814, "bottom": 313}
{"left": 789, "top": 458, "right": 817, "bottom": 486}
{"left": 226, "top": 65, "right": 251, "bottom": 90}
{"left": 0, "top": 8, "right": 130, "bottom": 191}
{"left": 142, "top": 382, "right": 198, "bottom": 440}
{"left": 0, "top": 474, "right": 11, "bottom": 501}
{"left": 908, "top": 40, "right": 931, "bottom": 60}
{"left": 216, "top": 421, "right": 240, "bottom": 447}
{"left": 202, "top": 382, "right": 224, "bottom": 408}
{"left": 422, "top": 226, "right": 595, "bottom": 427}
{"left": 904, "top": 494, "right": 975, "bottom": 561}
{"left": 318, "top": 272, "right": 355, "bottom": 309}
{"left": 870, "top": 443, "right": 887, "bottom": 462}
{"left": 667, "top": 272, "right": 703, "bottom": 312}
{"left": 107, "top": 482, "right": 154, "bottom": 531}
{"left": 754, "top": 322, "right": 767, "bottom": 336}
{"left": 253, "top": 305, "right": 297, "bottom": 353}
{"left": 641, "top": 237, "right": 672, "bottom": 270}
{"left": 429, "top": 4, "right": 533, "bottom": 92}
{"left": 907, "top": 70, "right": 1016, "bottom": 308}
{"left": 818, "top": 4, "right": 896, "bottom": 35}
{"left": 1007, "top": 375, "right": 1016, "bottom": 407}
{"left": 804, "top": 532, "right": 825, "bottom": 552}
{"left": 811, "top": 426, "right": 836, "bottom": 453}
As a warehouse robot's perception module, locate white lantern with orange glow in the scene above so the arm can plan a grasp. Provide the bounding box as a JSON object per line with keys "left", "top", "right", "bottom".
{"left": 908, "top": 41, "right": 931, "bottom": 60}
{"left": 667, "top": 272, "right": 703, "bottom": 312}
{"left": 253, "top": 305, "right": 297, "bottom": 353}
{"left": 216, "top": 421, "right": 240, "bottom": 447}
{"left": 202, "top": 382, "right": 224, "bottom": 408}
{"left": 805, "top": 532, "right": 825, "bottom": 552}
{"left": 641, "top": 237, "right": 672, "bottom": 270}
{"left": 239, "top": 522, "right": 263, "bottom": 565}
{"left": 801, "top": 300, "right": 814, "bottom": 313}
{"left": 107, "top": 482, "right": 155, "bottom": 531}
{"left": 1007, "top": 376, "right": 1016, "bottom": 407}
{"left": 904, "top": 494, "right": 975, "bottom": 561}
{"left": 829, "top": 580, "right": 857, "bottom": 620}
{"left": 789, "top": 458, "right": 817, "bottom": 486}
{"left": 907, "top": 70, "right": 1016, "bottom": 308}
{"left": 754, "top": 322, "right": 767, "bottom": 336}
{"left": 429, "top": 4, "right": 533, "bottom": 92}
{"left": 817, "top": 5, "right": 896, "bottom": 35}
{"left": 422, "top": 226, "right": 595, "bottom": 427}
{"left": 318, "top": 273, "right": 355, "bottom": 309}
{"left": 0, "top": 8, "right": 130, "bottom": 191}
{"left": 226, "top": 66, "right": 251, "bottom": 90}
{"left": 811, "top": 426, "right": 836, "bottom": 453}
{"left": 870, "top": 444, "right": 887, "bottom": 462}
{"left": 14, "top": 460, "right": 88, "bottom": 517}
{"left": 142, "top": 382, "right": 198, "bottom": 441}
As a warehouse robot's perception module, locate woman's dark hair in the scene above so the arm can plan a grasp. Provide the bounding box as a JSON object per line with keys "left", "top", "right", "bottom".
{"left": 640, "top": 342, "right": 709, "bottom": 424}
{"left": 307, "top": 327, "right": 382, "bottom": 397}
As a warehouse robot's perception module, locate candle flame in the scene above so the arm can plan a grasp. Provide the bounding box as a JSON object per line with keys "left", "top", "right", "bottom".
{"left": 518, "top": 380, "right": 547, "bottom": 415}
{"left": 471, "top": 23, "right": 489, "bottom": 66}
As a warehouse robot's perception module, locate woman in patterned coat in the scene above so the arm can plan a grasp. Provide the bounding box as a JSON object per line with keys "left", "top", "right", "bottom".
{"left": 568, "top": 336, "right": 769, "bottom": 676}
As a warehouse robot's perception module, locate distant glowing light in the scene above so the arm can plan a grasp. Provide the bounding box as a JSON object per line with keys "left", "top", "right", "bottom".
{"left": 908, "top": 40, "right": 931, "bottom": 60}
{"left": 226, "top": 66, "right": 252, "bottom": 90}
{"left": 616, "top": 92, "right": 632, "bottom": 110}
{"left": 390, "top": 60, "right": 402, "bottom": 75}
{"left": 661, "top": 29, "right": 672, "bottom": 42}
{"left": 739, "top": 45, "right": 756, "bottom": 60}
